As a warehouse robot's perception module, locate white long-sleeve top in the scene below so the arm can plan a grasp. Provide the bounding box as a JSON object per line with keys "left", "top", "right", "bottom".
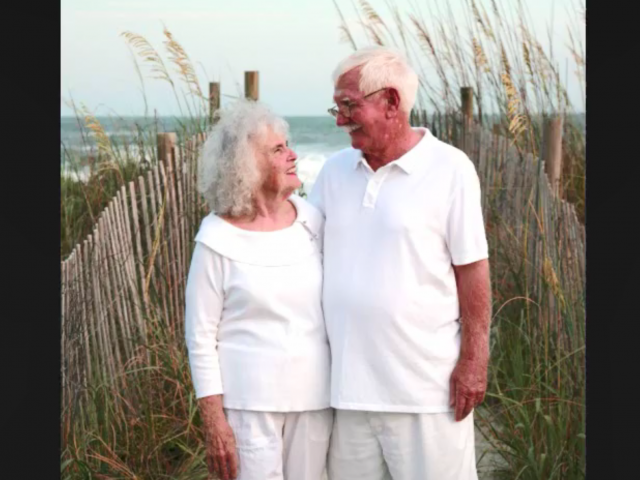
{"left": 185, "top": 195, "right": 330, "bottom": 412}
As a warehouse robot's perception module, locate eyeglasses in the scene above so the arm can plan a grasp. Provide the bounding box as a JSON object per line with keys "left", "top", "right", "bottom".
{"left": 327, "top": 88, "right": 387, "bottom": 118}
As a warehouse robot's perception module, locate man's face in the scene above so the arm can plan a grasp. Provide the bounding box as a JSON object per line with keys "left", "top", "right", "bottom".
{"left": 333, "top": 68, "right": 389, "bottom": 154}
{"left": 255, "top": 127, "right": 301, "bottom": 195}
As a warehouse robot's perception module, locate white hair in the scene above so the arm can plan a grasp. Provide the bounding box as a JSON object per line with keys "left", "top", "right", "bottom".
{"left": 198, "top": 99, "right": 289, "bottom": 217}
{"left": 332, "top": 46, "right": 419, "bottom": 115}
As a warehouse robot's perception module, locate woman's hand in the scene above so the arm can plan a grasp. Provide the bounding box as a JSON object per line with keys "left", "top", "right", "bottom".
{"left": 198, "top": 395, "right": 239, "bottom": 480}
{"left": 204, "top": 416, "right": 238, "bottom": 480}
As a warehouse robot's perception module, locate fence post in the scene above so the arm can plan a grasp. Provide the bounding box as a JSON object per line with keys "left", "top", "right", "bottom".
{"left": 157, "top": 132, "right": 178, "bottom": 164}
{"left": 421, "top": 110, "right": 428, "bottom": 128}
{"left": 245, "top": 71, "right": 259, "bottom": 101}
{"left": 543, "top": 116, "right": 563, "bottom": 197}
{"left": 460, "top": 87, "right": 473, "bottom": 152}
{"left": 461, "top": 87, "right": 474, "bottom": 128}
{"left": 209, "top": 82, "right": 220, "bottom": 122}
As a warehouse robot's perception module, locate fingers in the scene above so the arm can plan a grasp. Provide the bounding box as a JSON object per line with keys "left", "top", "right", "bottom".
{"left": 456, "top": 395, "right": 471, "bottom": 421}
{"left": 211, "top": 451, "right": 221, "bottom": 478}
{"left": 455, "top": 384, "right": 480, "bottom": 421}
{"left": 454, "top": 388, "right": 466, "bottom": 421}
{"left": 461, "top": 395, "right": 474, "bottom": 420}
{"left": 206, "top": 452, "right": 216, "bottom": 475}
{"left": 449, "top": 375, "right": 456, "bottom": 407}
{"left": 218, "top": 448, "right": 230, "bottom": 480}
{"left": 227, "top": 448, "right": 239, "bottom": 479}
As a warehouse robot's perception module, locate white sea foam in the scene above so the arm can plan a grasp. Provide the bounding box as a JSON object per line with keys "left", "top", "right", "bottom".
{"left": 295, "top": 152, "right": 328, "bottom": 195}
{"left": 61, "top": 117, "right": 350, "bottom": 194}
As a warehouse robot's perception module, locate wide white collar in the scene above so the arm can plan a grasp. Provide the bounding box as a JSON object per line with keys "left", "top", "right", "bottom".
{"left": 194, "top": 195, "right": 323, "bottom": 266}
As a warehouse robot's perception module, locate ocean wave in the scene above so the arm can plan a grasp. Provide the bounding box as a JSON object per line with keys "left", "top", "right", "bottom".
{"left": 61, "top": 144, "right": 157, "bottom": 164}
{"left": 62, "top": 147, "right": 336, "bottom": 195}
{"left": 296, "top": 152, "right": 328, "bottom": 194}
{"left": 61, "top": 165, "right": 91, "bottom": 182}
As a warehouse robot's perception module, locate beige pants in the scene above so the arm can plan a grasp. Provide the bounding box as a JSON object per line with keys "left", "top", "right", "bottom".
{"left": 225, "top": 408, "right": 333, "bottom": 480}
{"left": 328, "top": 409, "right": 478, "bottom": 480}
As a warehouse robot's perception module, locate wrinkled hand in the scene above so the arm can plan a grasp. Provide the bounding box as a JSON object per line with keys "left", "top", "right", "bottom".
{"left": 449, "top": 357, "right": 488, "bottom": 422}
{"left": 204, "top": 417, "right": 238, "bottom": 480}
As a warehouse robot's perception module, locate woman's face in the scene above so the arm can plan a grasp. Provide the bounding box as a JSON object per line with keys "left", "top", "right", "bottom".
{"left": 255, "top": 127, "right": 301, "bottom": 196}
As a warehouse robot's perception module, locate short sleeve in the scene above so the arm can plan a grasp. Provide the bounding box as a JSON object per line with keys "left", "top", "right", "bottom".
{"left": 446, "top": 159, "right": 489, "bottom": 266}
{"left": 184, "top": 242, "right": 225, "bottom": 399}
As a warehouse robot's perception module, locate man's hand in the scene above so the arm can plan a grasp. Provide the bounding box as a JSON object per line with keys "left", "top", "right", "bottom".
{"left": 449, "top": 356, "right": 488, "bottom": 421}
{"left": 198, "top": 395, "right": 238, "bottom": 480}
{"left": 451, "top": 259, "right": 492, "bottom": 422}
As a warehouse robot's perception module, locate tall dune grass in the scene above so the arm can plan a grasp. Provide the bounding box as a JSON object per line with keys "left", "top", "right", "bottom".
{"left": 62, "top": 314, "right": 208, "bottom": 479}
{"left": 61, "top": 27, "right": 233, "bottom": 480}
{"left": 334, "top": 0, "right": 585, "bottom": 222}
{"left": 61, "top": 27, "right": 217, "bottom": 259}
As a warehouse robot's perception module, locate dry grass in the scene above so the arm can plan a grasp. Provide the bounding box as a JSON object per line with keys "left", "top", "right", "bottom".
{"left": 333, "top": 0, "right": 585, "bottom": 221}
{"left": 62, "top": 319, "right": 209, "bottom": 479}
{"left": 62, "top": 28, "right": 212, "bottom": 259}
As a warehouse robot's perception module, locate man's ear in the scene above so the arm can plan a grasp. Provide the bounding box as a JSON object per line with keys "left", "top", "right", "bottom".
{"left": 385, "top": 88, "right": 401, "bottom": 118}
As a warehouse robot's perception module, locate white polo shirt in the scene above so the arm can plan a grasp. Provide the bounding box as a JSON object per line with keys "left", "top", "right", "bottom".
{"left": 309, "top": 128, "right": 488, "bottom": 413}
{"left": 185, "top": 195, "right": 331, "bottom": 412}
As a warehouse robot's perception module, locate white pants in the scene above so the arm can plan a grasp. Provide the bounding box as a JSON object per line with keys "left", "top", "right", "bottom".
{"left": 328, "top": 409, "right": 478, "bottom": 480}
{"left": 225, "top": 408, "right": 333, "bottom": 480}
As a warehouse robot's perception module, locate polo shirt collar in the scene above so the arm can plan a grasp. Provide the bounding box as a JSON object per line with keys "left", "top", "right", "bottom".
{"left": 354, "top": 127, "right": 432, "bottom": 174}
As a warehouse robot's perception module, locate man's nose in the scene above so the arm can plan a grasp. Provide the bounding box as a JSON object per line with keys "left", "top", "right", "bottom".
{"left": 336, "top": 112, "right": 350, "bottom": 126}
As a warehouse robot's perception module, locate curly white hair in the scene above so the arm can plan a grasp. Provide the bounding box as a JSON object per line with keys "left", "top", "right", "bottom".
{"left": 198, "top": 99, "right": 289, "bottom": 217}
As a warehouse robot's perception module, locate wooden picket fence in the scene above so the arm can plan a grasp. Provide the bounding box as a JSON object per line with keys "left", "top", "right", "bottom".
{"left": 60, "top": 132, "right": 208, "bottom": 440}
{"left": 442, "top": 117, "right": 584, "bottom": 339}
{"left": 60, "top": 116, "right": 585, "bottom": 446}
{"left": 459, "top": 123, "right": 585, "bottom": 325}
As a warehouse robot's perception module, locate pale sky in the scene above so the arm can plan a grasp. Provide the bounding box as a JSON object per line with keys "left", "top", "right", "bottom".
{"left": 61, "top": 0, "right": 584, "bottom": 117}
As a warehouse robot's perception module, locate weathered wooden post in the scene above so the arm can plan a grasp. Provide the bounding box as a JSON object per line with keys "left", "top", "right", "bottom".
{"left": 461, "top": 87, "right": 474, "bottom": 128}
{"left": 157, "top": 132, "right": 178, "bottom": 164}
{"left": 245, "top": 71, "right": 259, "bottom": 101}
{"left": 431, "top": 112, "right": 438, "bottom": 137}
{"left": 444, "top": 112, "right": 450, "bottom": 143}
{"left": 461, "top": 87, "right": 474, "bottom": 152}
{"left": 543, "top": 116, "right": 563, "bottom": 197}
{"left": 209, "top": 82, "right": 220, "bottom": 122}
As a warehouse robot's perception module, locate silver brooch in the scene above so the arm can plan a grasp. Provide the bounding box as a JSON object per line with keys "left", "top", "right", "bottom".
{"left": 299, "top": 220, "right": 318, "bottom": 242}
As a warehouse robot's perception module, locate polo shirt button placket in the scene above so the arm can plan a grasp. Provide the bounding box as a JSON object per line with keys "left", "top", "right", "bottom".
{"left": 363, "top": 181, "right": 377, "bottom": 208}
{"left": 363, "top": 168, "right": 388, "bottom": 209}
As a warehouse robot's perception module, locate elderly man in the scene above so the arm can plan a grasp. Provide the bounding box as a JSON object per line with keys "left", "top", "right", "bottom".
{"left": 309, "top": 47, "right": 492, "bottom": 480}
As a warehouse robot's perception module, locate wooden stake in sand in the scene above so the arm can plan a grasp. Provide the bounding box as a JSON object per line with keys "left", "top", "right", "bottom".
{"left": 543, "top": 116, "right": 563, "bottom": 197}
{"left": 245, "top": 71, "right": 259, "bottom": 101}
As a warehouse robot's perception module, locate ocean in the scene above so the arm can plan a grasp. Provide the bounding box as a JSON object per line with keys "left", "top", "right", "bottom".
{"left": 60, "top": 116, "right": 351, "bottom": 194}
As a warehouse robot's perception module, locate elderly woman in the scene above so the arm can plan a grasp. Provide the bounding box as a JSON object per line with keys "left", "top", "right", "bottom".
{"left": 185, "top": 100, "right": 332, "bottom": 480}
